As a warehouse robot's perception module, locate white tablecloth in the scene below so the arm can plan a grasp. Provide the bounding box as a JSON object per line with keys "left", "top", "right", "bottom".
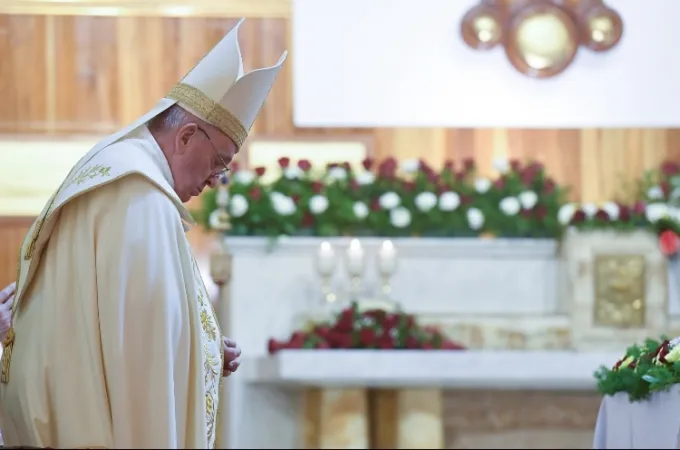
{"left": 594, "top": 386, "right": 680, "bottom": 449}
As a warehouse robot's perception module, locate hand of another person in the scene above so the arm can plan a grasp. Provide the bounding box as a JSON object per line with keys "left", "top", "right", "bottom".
{"left": 222, "top": 337, "right": 241, "bottom": 377}
{"left": 0, "top": 282, "right": 16, "bottom": 343}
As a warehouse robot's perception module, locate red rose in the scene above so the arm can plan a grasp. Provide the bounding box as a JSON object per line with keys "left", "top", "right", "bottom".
{"left": 570, "top": 210, "right": 587, "bottom": 224}
{"left": 291, "top": 194, "right": 301, "bottom": 204}
{"left": 632, "top": 201, "right": 646, "bottom": 216}
{"left": 533, "top": 205, "right": 547, "bottom": 220}
{"left": 509, "top": 159, "right": 521, "bottom": 172}
{"left": 362, "top": 158, "right": 374, "bottom": 170}
{"left": 359, "top": 328, "right": 376, "bottom": 346}
{"left": 661, "top": 161, "right": 680, "bottom": 177}
{"left": 334, "top": 308, "right": 355, "bottom": 332}
{"left": 267, "top": 338, "right": 286, "bottom": 354}
{"left": 659, "top": 230, "right": 680, "bottom": 256}
{"left": 402, "top": 181, "right": 416, "bottom": 192}
{"left": 443, "top": 160, "right": 454, "bottom": 172}
{"left": 381, "top": 313, "right": 399, "bottom": 330}
{"left": 618, "top": 205, "right": 631, "bottom": 222}
{"left": 405, "top": 336, "right": 420, "bottom": 349}
{"left": 301, "top": 212, "right": 314, "bottom": 228}
{"left": 255, "top": 166, "right": 266, "bottom": 177}
{"left": 595, "top": 210, "right": 609, "bottom": 221}
{"left": 311, "top": 181, "right": 324, "bottom": 194}
{"left": 543, "top": 179, "right": 556, "bottom": 195}
{"left": 287, "top": 332, "right": 307, "bottom": 349}
{"left": 442, "top": 340, "right": 465, "bottom": 350}
{"left": 297, "top": 159, "right": 312, "bottom": 171}
{"left": 315, "top": 341, "right": 331, "bottom": 349}
{"left": 378, "top": 158, "right": 398, "bottom": 178}
{"left": 369, "top": 198, "right": 381, "bottom": 212}
{"left": 248, "top": 186, "right": 262, "bottom": 201}
{"left": 462, "top": 158, "right": 475, "bottom": 172}
{"left": 493, "top": 178, "right": 505, "bottom": 190}
{"left": 278, "top": 157, "right": 290, "bottom": 168}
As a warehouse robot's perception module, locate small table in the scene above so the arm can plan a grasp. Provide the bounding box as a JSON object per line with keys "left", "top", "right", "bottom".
{"left": 593, "top": 387, "right": 680, "bottom": 449}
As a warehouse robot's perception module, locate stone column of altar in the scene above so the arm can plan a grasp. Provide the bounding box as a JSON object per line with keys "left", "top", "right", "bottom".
{"left": 304, "top": 388, "right": 370, "bottom": 449}
{"left": 372, "top": 389, "right": 444, "bottom": 449}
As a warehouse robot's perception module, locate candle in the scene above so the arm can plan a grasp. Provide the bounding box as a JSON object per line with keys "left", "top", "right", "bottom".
{"left": 346, "top": 238, "right": 365, "bottom": 276}
{"left": 378, "top": 240, "right": 398, "bottom": 275}
{"left": 316, "top": 241, "right": 337, "bottom": 276}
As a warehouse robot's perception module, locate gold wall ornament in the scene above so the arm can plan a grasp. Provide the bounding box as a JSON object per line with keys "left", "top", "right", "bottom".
{"left": 593, "top": 254, "right": 646, "bottom": 328}
{"left": 460, "top": 0, "right": 624, "bottom": 79}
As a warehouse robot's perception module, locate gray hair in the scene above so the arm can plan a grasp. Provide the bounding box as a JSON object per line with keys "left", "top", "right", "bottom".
{"left": 147, "top": 105, "right": 188, "bottom": 132}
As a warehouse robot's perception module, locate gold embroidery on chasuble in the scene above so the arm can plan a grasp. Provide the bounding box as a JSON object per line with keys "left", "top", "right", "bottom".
{"left": 192, "top": 259, "right": 223, "bottom": 449}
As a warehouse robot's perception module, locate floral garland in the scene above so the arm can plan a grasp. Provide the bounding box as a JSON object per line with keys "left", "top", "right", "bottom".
{"left": 197, "top": 157, "right": 568, "bottom": 238}
{"left": 594, "top": 337, "right": 680, "bottom": 402}
{"left": 267, "top": 302, "right": 466, "bottom": 353}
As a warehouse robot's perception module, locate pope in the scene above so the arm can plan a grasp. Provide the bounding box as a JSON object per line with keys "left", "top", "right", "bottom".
{"left": 0, "top": 18, "right": 285, "bottom": 449}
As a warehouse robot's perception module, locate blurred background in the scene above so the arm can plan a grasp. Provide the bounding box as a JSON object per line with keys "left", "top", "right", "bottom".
{"left": 1, "top": 0, "right": 680, "bottom": 448}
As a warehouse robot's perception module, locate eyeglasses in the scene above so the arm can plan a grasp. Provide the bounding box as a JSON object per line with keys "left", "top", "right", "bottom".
{"left": 196, "top": 126, "right": 230, "bottom": 182}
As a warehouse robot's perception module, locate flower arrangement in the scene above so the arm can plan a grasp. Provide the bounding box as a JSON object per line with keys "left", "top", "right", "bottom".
{"left": 554, "top": 160, "right": 680, "bottom": 252}
{"left": 197, "top": 157, "right": 568, "bottom": 239}
{"left": 267, "top": 302, "right": 466, "bottom": 353}
{"left": 594, "top": 336, "right": 680, "bottom": 402}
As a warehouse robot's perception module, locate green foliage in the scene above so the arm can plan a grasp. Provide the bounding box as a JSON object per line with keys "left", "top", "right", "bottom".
{"left": 594, "top": 336, "right": 680, "bottom": 402}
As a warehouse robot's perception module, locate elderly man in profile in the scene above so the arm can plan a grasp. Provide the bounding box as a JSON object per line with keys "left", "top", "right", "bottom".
{"left": 0, "top": 18, "right": 286, "bottom": 449}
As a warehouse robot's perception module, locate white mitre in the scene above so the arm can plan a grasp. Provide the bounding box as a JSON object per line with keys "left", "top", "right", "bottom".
{"left": 165, "top": 18, "right": 287, "bottom": 148}
{"left": 71, "top": 18, "right": 286, "bottom": 173}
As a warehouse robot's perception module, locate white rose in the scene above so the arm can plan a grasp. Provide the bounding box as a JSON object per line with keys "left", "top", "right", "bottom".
{"left": 582, "top": 203, "right": 598, "bottom": 219}
{"left": 353, "top": 201, "right": 369, "bottom": 219}
{"left": 309, "top": 195, "right": 329, "bottom": 214}
{"left": 645, "top": 203, "right": 669, "bottom": 223}
{"left": 390, "top": 207, "right": 412, "bottom": 228}
{"left": 400, "top": 158, "right": 420, "bottom": 174}
{"left": 270, "top": 192, "right": 296, "bottom": 216}
{"left": 216, "top": 189, "right": 229, "bottom": 207}
{"left": 283, "top": 166, "right": 304, "bottom": 180}
{"left": 493, "top": 158, "right": 510, "bottom": 174}
{"left": 467, "top": 208, "right": 485, "bottom": 230}
{"left": 328, "top": 167, "right": 347, "bottom": 180}
{"left": 601, "top": 201, "right": 620, "bottom": 220}
{"left": 474, "top": 177, "right": 491, "bottom": 194}
{"left": 499, "top": 197, "right": 521, "bottom": 216}
{"left": 414, "top": 192, "right": 438, "bottom": 212}
{"left": 229, "top": 194, "right": 249, "bottom": 218}
{"left": 438, "top": 191, "right": 461, "bottom": 212}
{"left": 647, "top": 185, "right": 665, "bottom": 200}
{"left": 355, "top": 172, "right": 375, "bottom": 185}
{"left": 233, "top": 170, "right": 255, "bottom": 184}
{"left": 518, "top": 191, "right": 538, "bottom": 210}
{"left": 379, "top": 191, "right": 401, "bottom": 210}
{"left": 557, "top": 203, "right": 576, "bottom": 226}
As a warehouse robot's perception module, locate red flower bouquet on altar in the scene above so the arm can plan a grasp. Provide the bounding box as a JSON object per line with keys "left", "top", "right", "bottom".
{"left": 267, "top": 302, "right": 466, "bottom": 353}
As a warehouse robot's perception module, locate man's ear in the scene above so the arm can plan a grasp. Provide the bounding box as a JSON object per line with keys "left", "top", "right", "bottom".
{"left": 175, "top": 123, "right": 198, "bottom": 155}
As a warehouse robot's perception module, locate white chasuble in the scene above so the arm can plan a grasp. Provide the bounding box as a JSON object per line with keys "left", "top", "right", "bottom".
{"left": 0, "top": 127, "right": 223, "bottom": 449}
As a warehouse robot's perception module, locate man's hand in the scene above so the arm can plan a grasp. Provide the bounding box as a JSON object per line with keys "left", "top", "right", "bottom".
{"left": 0, "top": 282, "right": 15, "bottom": 342}
{"left": 222, "top": 337, "right": 241, "bottom": 377}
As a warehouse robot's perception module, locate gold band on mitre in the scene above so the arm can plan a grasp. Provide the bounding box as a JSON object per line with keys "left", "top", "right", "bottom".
{"left": 166, "top": 83, "right": 248, "bottom": 149}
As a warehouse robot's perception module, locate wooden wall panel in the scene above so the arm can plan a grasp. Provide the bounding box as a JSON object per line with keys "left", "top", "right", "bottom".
{"left": 0, "top": 13, "right": 679, "bottom": 284}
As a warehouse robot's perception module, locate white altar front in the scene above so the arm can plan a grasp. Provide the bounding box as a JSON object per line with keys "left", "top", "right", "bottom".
{"left": 211, "top": 234, "right": 677, "bottom": 449}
